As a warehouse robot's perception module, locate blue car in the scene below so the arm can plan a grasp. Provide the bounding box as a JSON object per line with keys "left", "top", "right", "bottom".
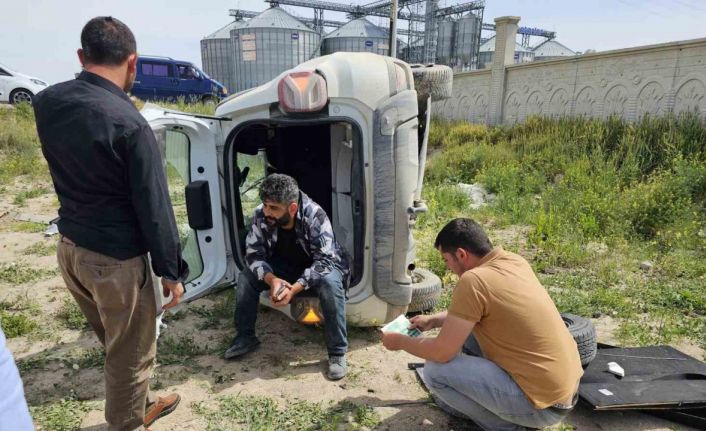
{"left": 132, "top": 56, "right": 227, "bottom": 103}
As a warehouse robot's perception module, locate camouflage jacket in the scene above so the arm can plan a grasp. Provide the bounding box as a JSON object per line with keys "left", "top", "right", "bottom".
{"left": 245, "top": 192, "right": 350, "bottom": 289}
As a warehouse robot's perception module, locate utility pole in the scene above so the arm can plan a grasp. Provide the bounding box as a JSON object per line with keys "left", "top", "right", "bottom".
{"left": 389, "top": 0, "right": 398, "bottom": 57}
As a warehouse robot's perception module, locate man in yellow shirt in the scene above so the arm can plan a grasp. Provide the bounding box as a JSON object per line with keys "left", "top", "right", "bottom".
{"left": 382, "top": 218, "right": 583, "bottom": 430}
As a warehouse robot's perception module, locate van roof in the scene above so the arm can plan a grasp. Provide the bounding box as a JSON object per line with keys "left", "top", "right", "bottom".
{"left": 139, "top": 55, "right": 175, "bottom": 61}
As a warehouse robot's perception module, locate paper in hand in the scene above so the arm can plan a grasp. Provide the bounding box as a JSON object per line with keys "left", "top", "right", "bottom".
{"left": 381, "top": 314, "right": 422, "bottom": 337}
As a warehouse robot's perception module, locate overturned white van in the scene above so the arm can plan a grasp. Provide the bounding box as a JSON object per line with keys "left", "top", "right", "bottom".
{"left": 142, "top": 53, "right": 451, "bottom": 326}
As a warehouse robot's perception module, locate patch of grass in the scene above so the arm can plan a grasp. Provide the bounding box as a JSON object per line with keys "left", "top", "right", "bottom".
{"left": 30, "top": 398, "right": 91, "bottom": 431}
{"left": 157, "top": 333, "right": 208, "bottom": 365}
{"left": 16, "top": 352, "right": 51, "bottom": 375}
{"left": 192, "top": 289, "right": 235, "bottom": 330}
{"left": 64, "top": 347, "right": 105, "bottom": 370}
{"left": 13, "top": 187, "right": 50, "bottom": 206}
{"left": 0, "top": 311, "right": 38, "bottom": 338}
{"left": 10, "top": 221, "right": 47, "bottom": 233}
{"left": 192, "top": 395, "right": 380, "bottom": 431}
{"left": 415, "top": 115, "right": 706, "bottom": 349}
{"left": 56, "top": 298, "right": 89, "bottom": 330}
{"left": 0, "top": 298, "right": 40, "bottom": 338}
{"left": 0, "top": 262, "right": 57, "bottom": 284}
{"left": 0, "top": 103, "right": 49, "bottom": 185}
{"left": 23, "top": 241, "right": 57, "bottom": 256}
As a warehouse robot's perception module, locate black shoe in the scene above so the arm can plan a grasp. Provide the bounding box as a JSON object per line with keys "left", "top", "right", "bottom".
{"left": 224, "top": 335, "right": 260, "bottom": 360}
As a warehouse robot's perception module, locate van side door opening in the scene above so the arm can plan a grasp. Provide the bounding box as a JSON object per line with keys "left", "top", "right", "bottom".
{"left": 224, "top": 120, "right": 365, "bottom": 287}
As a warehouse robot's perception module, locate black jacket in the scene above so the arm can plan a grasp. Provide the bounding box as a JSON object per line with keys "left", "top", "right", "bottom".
{"left": 33, "top": 71, "right": 188, "bottom": 282}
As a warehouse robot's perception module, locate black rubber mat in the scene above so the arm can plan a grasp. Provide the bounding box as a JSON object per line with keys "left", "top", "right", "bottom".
{"left": 580, "top": 345, "right": 706, "bottom": 410}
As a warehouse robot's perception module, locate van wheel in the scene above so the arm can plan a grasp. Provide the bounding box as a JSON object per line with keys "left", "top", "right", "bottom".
{"left": 408, "top": 268, "right": 443, "bottom": 313}
{"left": 202, "top": 95, "right": 216, "bottom": 105}
{"left": 10, "top": 88, "right": 33, "bottom": 105}
{"left": 561, "top": 313, "right": 597, "bottom": 367}
{"left": 410, "top": 64, "right": 453, "bottom": 102}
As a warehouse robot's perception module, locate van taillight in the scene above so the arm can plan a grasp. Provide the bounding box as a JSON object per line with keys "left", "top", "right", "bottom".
{"left": 278, "top": 71, "right": 327, "bottom": 113}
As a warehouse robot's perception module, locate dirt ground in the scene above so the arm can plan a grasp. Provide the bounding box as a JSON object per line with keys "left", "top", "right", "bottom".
{"left": 1, "top": 188, "right": 703, "bottom": 431}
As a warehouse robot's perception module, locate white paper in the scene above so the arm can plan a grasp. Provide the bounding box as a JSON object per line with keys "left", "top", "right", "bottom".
{"left": 607, "top": 361, "right": 625, "bottom": 377}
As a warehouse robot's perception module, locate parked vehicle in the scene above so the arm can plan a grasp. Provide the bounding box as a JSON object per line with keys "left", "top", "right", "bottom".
{"left": 0, "top": 62, "right": 48, "bottom": 105}
{"left": 132, "top": 56, "right": 227, "bottom": 103}
{"left": 141, "top": 53, "right": 452, "bottom": 326}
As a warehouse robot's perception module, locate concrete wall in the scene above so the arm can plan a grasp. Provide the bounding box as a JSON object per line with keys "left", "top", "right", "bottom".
{"left": 434, "top": 17, "right": 706, "bottom": 125}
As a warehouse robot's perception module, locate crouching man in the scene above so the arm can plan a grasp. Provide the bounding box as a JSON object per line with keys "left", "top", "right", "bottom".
{"left": 225, "top": 174, "right": 350, "bottom": 380}
{"left": 382, "top": 218, "right": 583, "bottom": 431}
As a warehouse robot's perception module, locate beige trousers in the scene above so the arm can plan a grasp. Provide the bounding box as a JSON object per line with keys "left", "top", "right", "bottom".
{"left": 57, "top": 237, "right": 158, "bottom": 431}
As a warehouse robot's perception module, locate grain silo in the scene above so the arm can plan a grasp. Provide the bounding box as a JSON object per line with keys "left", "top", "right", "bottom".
{"left": 232, "top": 7, "right": 320, "bottom": 91}
{"left": 201, "top": 20, "right": 245, "bottom": 94}
{"left": 321, "top": 18, "right": 389, "bottom": 56}
{"left": 435, "top": 19, "right": 455, "bottom": 65}
{"left": 453, "top": 13, "right": 481, "bottom": 69}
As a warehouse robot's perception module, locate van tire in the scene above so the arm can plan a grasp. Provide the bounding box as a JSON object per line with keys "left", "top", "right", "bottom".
{"left": 410, "top": 64, "right": 453, "bottom": 101}
{"left": 202, "top": 95, "right": 216, "bottom": 105}
{"left": 561, "top": 313, "right": 597, "bottom": 367}
{"left": 408, "top": 268, "right": 443, "bottom": 313}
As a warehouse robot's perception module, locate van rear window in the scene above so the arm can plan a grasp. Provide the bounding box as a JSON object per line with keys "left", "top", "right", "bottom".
{"left": 141, "top": 62, "right": 171, "bottom": 77}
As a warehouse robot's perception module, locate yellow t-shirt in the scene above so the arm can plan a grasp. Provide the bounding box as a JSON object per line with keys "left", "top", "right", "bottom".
{"left": 448, "top": 247, "right": 583, "bottom": 409}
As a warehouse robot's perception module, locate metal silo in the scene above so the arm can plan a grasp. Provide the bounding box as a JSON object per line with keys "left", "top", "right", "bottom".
{"left": 201, "top": 20, "right": 245, "bottom": 94}
{"left": 321, "top": 18, "right": 389, "bottom": 56}
{"left": 454, "top": 13, "right": 481, "bottom": 70}
{"left": 435, "top": 19, "right": 455, "bottom": 66}
{"left": 232, "top": 7, "right": 320, "bottom": 91}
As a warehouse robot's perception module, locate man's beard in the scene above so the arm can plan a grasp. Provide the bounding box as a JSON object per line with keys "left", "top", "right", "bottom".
{"left": 123, "top": 70, "right": 136, "bottom": 92}
{"left": 266, "top": 212, "right": 291, "bottom": 227}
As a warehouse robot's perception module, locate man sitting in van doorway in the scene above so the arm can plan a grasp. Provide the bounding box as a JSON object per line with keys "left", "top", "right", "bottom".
{"left": 225, "top": 173, "right": 350, "bottom": 380}
{"left": 382, "top": 218, "right": 583, "bottom": 431}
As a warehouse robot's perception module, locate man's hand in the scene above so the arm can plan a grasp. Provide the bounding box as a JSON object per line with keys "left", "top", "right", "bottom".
{"left": 409, "top": 314, "right": 439, "bottom": 332}
{"left": 381, "top": 332, "right": 408, "bottom": 351}
{"left": 161, "top": 278, "right": 184, "bottom": 310}
{"left": 268, "top": 277, "right": 290, "bottom": 302}
{"left": 272, "top": 284, "right": 295, "bottom": 307}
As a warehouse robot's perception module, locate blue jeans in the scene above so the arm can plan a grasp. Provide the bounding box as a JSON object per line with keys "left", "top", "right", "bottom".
{"left": 420, "top": 335, "right": 569, "bottom": 431}
{"left": 234, "top": 265, "right": 348, "bottom": 356}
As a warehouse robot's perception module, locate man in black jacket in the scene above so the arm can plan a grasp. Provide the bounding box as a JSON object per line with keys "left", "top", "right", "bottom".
{"left": 33, "top": 17, "right": 187, "bottom": 431}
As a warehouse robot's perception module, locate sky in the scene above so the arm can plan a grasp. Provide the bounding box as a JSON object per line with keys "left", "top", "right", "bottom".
{"left": 2, "top": 0, "right": 704, "bottom": 84}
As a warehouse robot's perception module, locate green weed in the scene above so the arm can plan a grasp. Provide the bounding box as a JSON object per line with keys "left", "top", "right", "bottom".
{"left": 23, "top": 241, "right": 57, "bottom": 256}
{"left": 13, "top": 187, "right": 50, "bottom": 206}
{"left": 64, "top": 348, "right": 105, "bottom": 370}
{"left": 56, "top": 298, "right": 89, "bottom": 330}
{"left": 0, "top": 262, "right": 57, "bottom": 284}
{"left": 30, "top": 398, "right": 91, "bottom": 431}
{"left": 191, "top": 395, "right": 380, "bottom": 431}
{"left": 0, "top": 299, "right": 40, "bottom": 338}
{"left": 415, "top": 115, "right": 706, "bottom": 348}
{"left": 9, "top": 221, "right": 47, "bottom": 233}
{"left": 157, "top": 333, "right": 208, "bottom": 365}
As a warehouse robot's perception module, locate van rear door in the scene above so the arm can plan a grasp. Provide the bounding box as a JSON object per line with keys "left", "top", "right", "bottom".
{"left": 141, "top": 104, "right": 235, "bottom": 301}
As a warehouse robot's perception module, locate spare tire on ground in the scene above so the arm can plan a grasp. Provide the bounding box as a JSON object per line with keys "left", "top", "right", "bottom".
{"left": 410, "top": 64, "right": 453, "bottom": 102}
{"left": 561, "top": 313, "right": 597, "bottom": 367}
{"left": 408, "top": 268, "right": 443, "bottom": 313}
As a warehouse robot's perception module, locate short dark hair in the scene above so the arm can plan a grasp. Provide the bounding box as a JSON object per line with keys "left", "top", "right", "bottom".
{"left": 259, "top": 174, "right": 299, "bottom": 205}
{"left": 80, "top": 17, "right": 136, "bottom": 65}
{"left": 434, "top": 218, "right": 493, "bottom": 257}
